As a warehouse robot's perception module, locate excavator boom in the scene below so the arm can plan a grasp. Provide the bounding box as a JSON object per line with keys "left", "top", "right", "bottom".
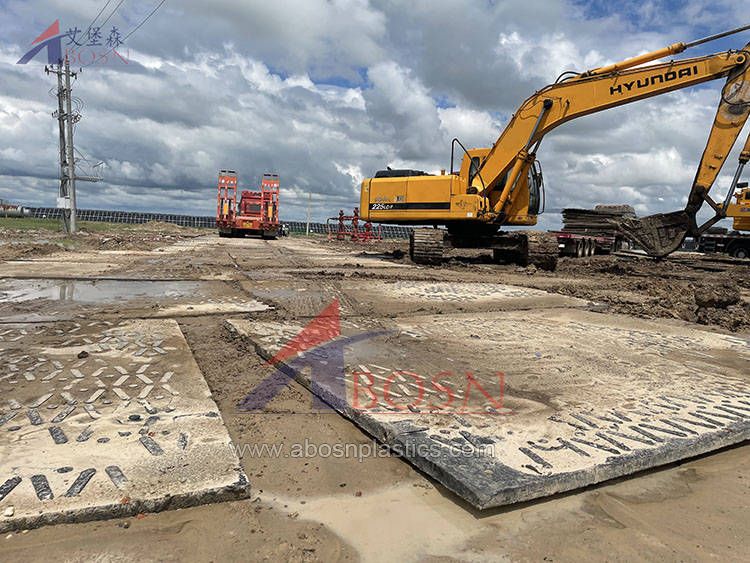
{"left": 478, "top": 41, "right": 750, "bottom": 256}
{"left": 476, "top": 46, "right": 750, "bottom": 230}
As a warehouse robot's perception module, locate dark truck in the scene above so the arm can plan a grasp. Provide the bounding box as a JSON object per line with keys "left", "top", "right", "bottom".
{"left": 695, "top": 227, "right": 750, "bottom": 259}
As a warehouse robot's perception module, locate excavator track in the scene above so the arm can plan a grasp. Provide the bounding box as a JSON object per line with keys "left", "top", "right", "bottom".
{"left": 409, "top": 228, "right": 445, "bottom": 265}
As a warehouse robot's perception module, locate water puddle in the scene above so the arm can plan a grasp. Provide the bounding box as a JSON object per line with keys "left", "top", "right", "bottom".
{"left": 267, "top": 483, "right": 483, "bottom": 562}
{"left": 0, "top": 279, "right": 202, "bottom": 304}
{"left": 252, "top": 286, "right": 311, "bottom": 300}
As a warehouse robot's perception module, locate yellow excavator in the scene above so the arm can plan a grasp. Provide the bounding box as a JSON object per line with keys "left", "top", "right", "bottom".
{"left": 693, "top": 143, "right": 750, "bottom": 258}
{"left": 360, "top": 25, "right": 750, "bottom": 268}
{"left": 728, "top": 184, "right": 750, "bottom": 232}
{"left": 695, "top": 180, "right": 750, "bottom": 258}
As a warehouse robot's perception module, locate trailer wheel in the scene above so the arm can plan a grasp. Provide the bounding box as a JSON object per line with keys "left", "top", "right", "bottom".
{"left": 587, "top": 239, "right": 595, "bottom": 257}
{"left": 576, "top": 240, "right": 584, "bottom": 258}
{"left": 732, "top": 245, "right": 749, "bottom": 259}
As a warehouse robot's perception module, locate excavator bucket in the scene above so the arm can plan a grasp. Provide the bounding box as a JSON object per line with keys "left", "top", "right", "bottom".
{"left": 614, "top": 210, "right": 690, "bottom": 257}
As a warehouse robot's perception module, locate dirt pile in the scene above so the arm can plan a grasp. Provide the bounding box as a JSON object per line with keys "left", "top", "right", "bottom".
{"left": 693, "top": 280, "right": 747, "bottom": 331}
{"left": 693, "top": 280, "right": 741, "bottom": 308}
{"left": 0, "top": 228, "right": 65, "bottom": 261}
{"left": 545, "top": 255, "right": 750, "bottom": 332}
{"left": 96, "top": 233, "right": 185, "bottom": 250}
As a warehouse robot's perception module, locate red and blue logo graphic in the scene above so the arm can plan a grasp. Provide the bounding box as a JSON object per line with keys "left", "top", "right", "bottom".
{"left": 16, "top": 20, "right": 65, "bottom": 64}
{"left": 238, "top": 299, "right": 508, "bottom": 415}
{"left": 238, "top": 300, "right": 385, "bottom": 412}
{"left": 17, "top": 20, "right": 127, "bottom": 66}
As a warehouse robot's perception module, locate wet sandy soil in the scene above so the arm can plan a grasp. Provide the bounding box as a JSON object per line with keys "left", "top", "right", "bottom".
{"left": 0, "top": 228, "right": 747, "bottom": 561}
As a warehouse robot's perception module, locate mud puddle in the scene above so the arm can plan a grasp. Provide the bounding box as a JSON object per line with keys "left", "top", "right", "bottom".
{"left": 0, "top": 279, "right": 202, "bottom": 304}
{"left": 268, "top": 483, "right": 478, "bottom": 562}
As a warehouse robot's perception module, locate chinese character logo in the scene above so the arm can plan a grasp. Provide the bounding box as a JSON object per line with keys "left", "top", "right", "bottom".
{"left": 17, "top": 19, "right": 129, "bottom": 66}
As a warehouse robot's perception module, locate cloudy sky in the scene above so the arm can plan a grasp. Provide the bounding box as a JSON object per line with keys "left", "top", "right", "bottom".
{"left": 1, "top": 0, "right": 748, "bottom": 227}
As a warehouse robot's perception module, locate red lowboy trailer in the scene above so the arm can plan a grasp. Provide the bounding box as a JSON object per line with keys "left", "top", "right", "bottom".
{"left": 551, "top": 231, "right": 623, "bottom": 257}
{"left": 217, "top": 170, "right": 280, "bottom": 239}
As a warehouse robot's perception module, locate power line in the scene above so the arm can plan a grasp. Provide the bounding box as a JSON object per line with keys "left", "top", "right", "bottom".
{"left": 77, "top": 0, "right": 125, "bottom": 57}
{"left": 120, "top": 0, "right": 167, "bottom": 43}
{"left": 82, "top": 0, "right": 167, "bottom": 67}
{"left": 97, "top": 0, "right": 128, "bottom": 31}
{"left": 82, "top": 0, "right": 115, "bottom": 39}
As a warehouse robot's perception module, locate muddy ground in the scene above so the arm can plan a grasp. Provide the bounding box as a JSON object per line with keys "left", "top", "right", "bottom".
{"left": 0, "top": 220, "right": 203, "bottom": 262}
{"left": 0, "top": 222, "right": 748, "bottom": 562}
{"left": 327, "top": 237, "right": 750, "bottom": 333}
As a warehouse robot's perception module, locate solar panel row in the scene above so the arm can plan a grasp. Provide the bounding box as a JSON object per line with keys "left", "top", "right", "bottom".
{"left": 26, "top": 208, "right": 412, "bottom": 239}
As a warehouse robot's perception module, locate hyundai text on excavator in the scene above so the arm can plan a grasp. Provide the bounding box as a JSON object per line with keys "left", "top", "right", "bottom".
{"left": 360, "top": 25, "right": 750, "bottom": 269}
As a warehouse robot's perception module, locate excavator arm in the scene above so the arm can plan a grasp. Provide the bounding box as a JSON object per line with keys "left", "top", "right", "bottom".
{"left": 618, "top": 93, "right": 750, "bottom": 255}
{"left": 474, "top": 37, "right": 750, "bottom": 256}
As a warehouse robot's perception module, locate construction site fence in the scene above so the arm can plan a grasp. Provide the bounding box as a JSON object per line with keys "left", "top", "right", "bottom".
{"left": 284, "top": 221, "right": 410, "bottom": 238}
{"left": 25, "top": 207, "right": 412, "bottom": 239}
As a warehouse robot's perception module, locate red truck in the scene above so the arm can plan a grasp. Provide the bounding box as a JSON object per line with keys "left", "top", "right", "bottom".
{"left": 217, "top": 170, "right": 280, "bottom": 238}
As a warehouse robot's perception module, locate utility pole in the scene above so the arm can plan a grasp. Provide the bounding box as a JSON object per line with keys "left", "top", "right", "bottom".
{"left": 47, "top": 57, "right": 101, "bottom": 234}
{"left": 306, "top": 191, "right": 312, "bottom": 236}
{"left": 63, "top": 57, "right": 78, "bottom": 233}
{"left": 53, "top": 61, "right": 70, "bottom": 233}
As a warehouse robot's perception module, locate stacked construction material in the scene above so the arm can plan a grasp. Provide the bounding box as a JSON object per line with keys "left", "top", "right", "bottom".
{"left": 561, "top": 204, "right": 636, "bottom": 237}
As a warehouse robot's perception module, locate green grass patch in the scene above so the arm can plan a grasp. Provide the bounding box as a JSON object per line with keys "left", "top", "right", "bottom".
{"left": 0, "top": 217, "right": 62, "bottom": 231}
{"left": 0, "top": 217, "right": 184, "bottom": 234}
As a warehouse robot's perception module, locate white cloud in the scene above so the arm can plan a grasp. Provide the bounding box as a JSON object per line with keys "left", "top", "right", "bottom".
{"left": 1, "top": 0, "right": 748, "bottom": 227}
{"left": 178, "top": 0, "right": 388, "bottom": 77}
{"left": 495, "top": 31, "right": 606, "bottom": 81}
{"left": 364, "top": 61, "right": 444, "bottom": 162}
{"left": 438, "top": 107, "right": 500, "bottom": 149}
